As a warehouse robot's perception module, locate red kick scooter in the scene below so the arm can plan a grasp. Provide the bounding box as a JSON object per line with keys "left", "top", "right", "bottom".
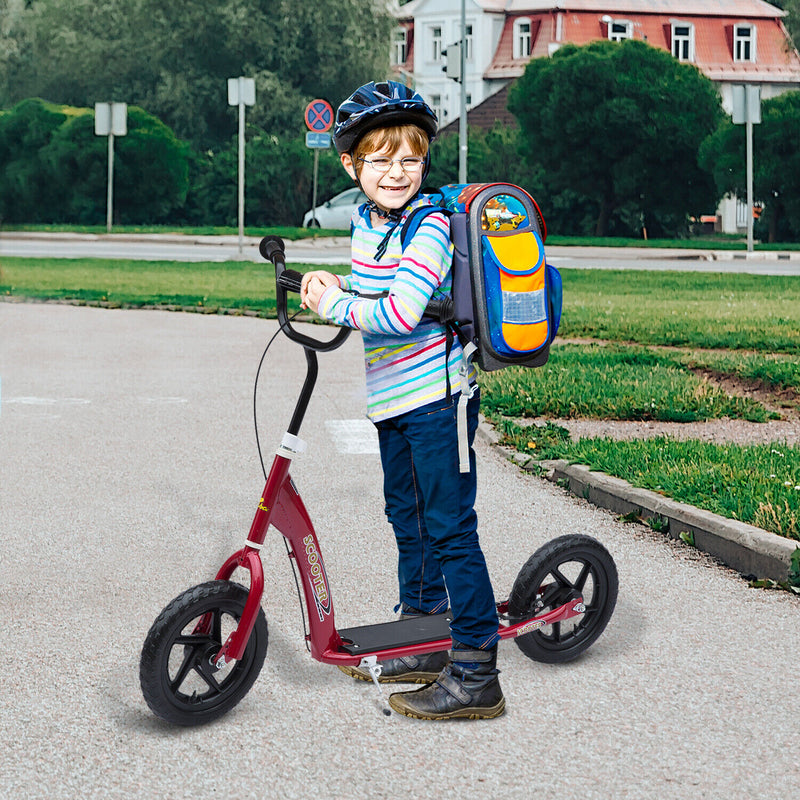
{"left": 139, "top": 236, "right": 619, "bottom": 725}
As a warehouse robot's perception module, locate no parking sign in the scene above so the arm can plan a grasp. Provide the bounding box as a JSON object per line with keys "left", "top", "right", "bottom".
{"left": 304, "top": 99, "right": 334, "bottom": 133}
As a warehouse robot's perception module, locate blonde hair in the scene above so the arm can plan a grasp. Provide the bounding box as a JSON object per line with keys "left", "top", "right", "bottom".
{"left": 353, "top": 124, "right": 428, "bottom": 174}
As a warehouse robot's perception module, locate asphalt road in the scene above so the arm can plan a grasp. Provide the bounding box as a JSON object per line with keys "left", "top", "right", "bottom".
{"left": 3, "top": 231, "right": 800, "bottom": 274}
{"left": 1, "top": 302, "right": 798, "bottom": 799}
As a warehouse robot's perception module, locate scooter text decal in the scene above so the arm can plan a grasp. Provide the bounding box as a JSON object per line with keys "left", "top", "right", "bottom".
{"left": 303, "top": 534, "right": 331, "bottom": 620}
{"left": 517, "top": 619, "right": 546, "bottom": 636}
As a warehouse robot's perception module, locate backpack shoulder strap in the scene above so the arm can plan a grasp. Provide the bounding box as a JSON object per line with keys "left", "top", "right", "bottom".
{"left": 399, "top": 204, "right": 452, "bottom": 251}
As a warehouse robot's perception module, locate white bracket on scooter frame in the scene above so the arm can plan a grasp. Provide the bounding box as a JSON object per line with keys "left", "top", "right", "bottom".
{"left": 276, "top": 432, "right": 307, "bottom": 459}
{"left": 360, "top": 656, "right": 392, "bottom": 717}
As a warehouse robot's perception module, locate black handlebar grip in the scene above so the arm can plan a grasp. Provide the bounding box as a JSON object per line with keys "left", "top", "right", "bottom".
{"left": 277, "top": 269, "right": 303, "bottom": 293}
{"left": 259, "top": 235, "right": 285, "bottom": 263}
{"left": 423, "top": 295, "right": 455, "bottom": 324}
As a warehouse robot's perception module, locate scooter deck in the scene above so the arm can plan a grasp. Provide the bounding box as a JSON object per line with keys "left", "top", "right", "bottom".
{"left": 337, "top": 611, "right": 453, "bottom": 655}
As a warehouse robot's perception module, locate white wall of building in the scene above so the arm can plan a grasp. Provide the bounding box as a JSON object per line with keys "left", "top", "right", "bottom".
{"left": 397, "top": 0, "right": 504, "bottom": 125}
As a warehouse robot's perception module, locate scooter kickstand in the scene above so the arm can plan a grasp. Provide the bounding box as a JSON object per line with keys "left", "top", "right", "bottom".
{"left": 360, "top": 656, "right": 392, "bottom": 717}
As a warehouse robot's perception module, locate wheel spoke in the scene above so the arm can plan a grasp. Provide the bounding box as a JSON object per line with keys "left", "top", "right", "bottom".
{"left": 211, "top": 609, "right": 223, "bottom": 643}
{"left": 574, "top": 561, "right": 592, "bottom": 593}
{"left": 169, "top": 644, "right": 202, "bottom": 692}
{"left": 195, "top": 660, "right": 223, "bottom": 695}
{"left": 552, "top": 566, "right": 574, "bottom": 589}
{"left": 174, "top": 633, "right": 208, "bottom": 646}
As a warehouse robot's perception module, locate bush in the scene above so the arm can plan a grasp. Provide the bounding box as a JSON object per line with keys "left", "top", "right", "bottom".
{"left": 0, "top": 98, "right": 189, "bottom": 224}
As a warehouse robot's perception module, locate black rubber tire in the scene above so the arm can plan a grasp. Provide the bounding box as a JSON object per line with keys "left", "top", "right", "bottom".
{"left": 508, "top": 535, "right": 618, "bottom": 664}
{"left": 140, "top": 580, "right": 268, "bottom": 726}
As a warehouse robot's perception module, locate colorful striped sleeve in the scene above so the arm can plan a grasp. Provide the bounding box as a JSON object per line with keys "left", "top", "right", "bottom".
{"left": 317, "top": 212, "right": 452, "bottom": 335}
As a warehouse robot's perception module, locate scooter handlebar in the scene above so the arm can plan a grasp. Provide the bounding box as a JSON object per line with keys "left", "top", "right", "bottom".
{"left": 259, "top": 236, "right": 351, "bottom": 353}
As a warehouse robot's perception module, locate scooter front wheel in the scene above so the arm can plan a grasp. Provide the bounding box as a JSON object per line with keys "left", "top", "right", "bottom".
{"left": 508, "top": 534, "right": 618, "bottom": 664}
{"left": 140, "top": 580, "right": 268, "bottom": 726}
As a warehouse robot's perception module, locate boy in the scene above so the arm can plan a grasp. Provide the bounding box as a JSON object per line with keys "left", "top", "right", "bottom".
{"left": 301, "top": 81, "right": 504, "bottom": 720}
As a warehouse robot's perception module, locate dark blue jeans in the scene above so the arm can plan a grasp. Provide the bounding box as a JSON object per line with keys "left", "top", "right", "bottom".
{"left": 375, "top": 390, "right": 500, "bottom": 650}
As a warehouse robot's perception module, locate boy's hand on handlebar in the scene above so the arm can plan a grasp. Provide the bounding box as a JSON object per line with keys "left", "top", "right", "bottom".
{"left": 301, "top": 271, "right": 339, "bottom": 313}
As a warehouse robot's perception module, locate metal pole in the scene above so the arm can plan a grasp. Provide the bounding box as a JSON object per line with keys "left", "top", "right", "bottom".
{"left": 312, "top": 149, "right": 320, "bottom": 226}
{"left": 238, "top": 96, "right": 245, "bottom": 255}
{"left": 746, "top": 118, "right": 754, "bottom": 253}
{"left": 106, "top": 132, "right": 114, "bottom": 233}
{"left": 458, "top": 0, "right": 467, "bottom": 183}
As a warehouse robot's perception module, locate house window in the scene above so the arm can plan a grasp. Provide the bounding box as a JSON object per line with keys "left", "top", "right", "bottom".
{"left": 608, "top": 20, "right": 632, "bottom": 42}
{"left": 734, "top": 24, "right": 756, "bottom": 62}
{"left": 671, "top": 22, "right": 694, "bottom": 62}
{"left": 514, "top": 18, "right": 532, "bottom": 59}
{"left": 429, "top": 94, "right": 443, "bottom": 121}
{"left": 431, "top": 25, "right": 443, "bottom": 62}
{"left": 392, "top": 28, "right": 407, "bottom": 66}
{"left": 464, "top": 23, "right": 473, "bottom": 61}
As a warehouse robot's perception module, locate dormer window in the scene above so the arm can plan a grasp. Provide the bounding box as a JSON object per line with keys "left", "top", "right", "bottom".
{"left": 671, "top": 22, "right": 695, "bottom": 62}
{"left": 514, "top": 17, "right": 532, "bottom": 59}
{"left": 608, "top": 20, "right": 632, "bottom": 42}
{"left": 734, "top": 24, "right": 757, "bottom": 62}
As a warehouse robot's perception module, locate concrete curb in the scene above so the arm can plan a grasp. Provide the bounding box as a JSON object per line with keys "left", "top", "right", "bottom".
{"left": 476, "top": 420, "right": 798, "bottom": 584}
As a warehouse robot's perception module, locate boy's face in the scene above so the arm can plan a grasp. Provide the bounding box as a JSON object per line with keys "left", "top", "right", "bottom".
{"left": 341, "top": 141, "right": 425, "bottom": 214}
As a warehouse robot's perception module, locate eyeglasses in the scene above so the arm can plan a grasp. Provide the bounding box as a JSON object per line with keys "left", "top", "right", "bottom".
{"left": 358, "top": 156, "right": 426, "bottom": 174}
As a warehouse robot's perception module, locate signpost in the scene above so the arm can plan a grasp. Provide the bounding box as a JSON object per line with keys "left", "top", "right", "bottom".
{"left": 732, "top": 85, "right": 761, "bottom": 253}
{"left": 304, "top": 99, "right": 334, "bottom": 227}
{"left": 228, "top": 77, "right": 256, "bottom": 255}
{"left": 94, "top": 102, "right": 127, "bottom": 233}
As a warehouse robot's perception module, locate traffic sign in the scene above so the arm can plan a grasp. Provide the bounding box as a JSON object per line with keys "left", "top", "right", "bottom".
{"left": 305, "top": 132, "right": 331, "bottom": 149}
{"left": 305, "top": 99, "right": 334, "bottom": 132}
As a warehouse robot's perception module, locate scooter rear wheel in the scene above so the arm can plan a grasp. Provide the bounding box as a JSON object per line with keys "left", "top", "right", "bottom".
{"left": 508, "top": 534, "right": 617, "bottom": 664}
{"left": 140, "top": 580, "right": 268, "bottom": 726}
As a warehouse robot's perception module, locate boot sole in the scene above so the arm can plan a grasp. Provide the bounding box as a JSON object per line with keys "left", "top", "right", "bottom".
{"left": 337, "top": 665, "right": 439, "bottom": 684}
{"left": 387, "top": 695, "right": 506, "bottom": 721}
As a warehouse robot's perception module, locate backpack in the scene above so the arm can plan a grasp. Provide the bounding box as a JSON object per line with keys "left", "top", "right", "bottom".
{"left": 401, "top": 183, "right": 562, "bottom": 373}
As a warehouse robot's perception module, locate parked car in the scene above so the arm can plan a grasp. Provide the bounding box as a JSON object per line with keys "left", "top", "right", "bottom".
{"left": 303, "top": 187, "right": 368, "bottom": 228}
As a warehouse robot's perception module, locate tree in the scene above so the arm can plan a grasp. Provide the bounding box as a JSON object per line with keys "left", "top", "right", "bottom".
{"left": 699, "top": 90, "right": 800, "bottom": 242}
{"left": 429, "top": 122, "right": 543, "bottom": 194}
{"left": 508, "top": 39, "right": 723, "bottom": 236}
{"left": 770, "top": 0, "right": 800, "bottom": 49}
{"left": 0, "top": 0, "right": 392, "bottom": 148}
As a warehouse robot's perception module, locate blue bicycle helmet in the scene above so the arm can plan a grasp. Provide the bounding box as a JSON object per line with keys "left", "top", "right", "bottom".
{"left": 333, "top": 80, "right": 438, "bottom": 155}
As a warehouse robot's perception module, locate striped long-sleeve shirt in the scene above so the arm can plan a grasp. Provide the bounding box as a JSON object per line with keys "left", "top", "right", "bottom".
{"left": 316, "top": 195, "right": 473, "bottom": 422}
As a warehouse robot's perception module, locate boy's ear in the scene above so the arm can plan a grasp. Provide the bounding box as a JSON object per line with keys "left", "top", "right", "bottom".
{"left": 341, "top": 153, "right": 358, "bottom": 182}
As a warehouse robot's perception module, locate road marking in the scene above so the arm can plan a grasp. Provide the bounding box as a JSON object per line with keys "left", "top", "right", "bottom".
{"left": 324, "top": 419, "right": 379, "bottom": 455}
{"left": 139, "top": 397, "right": 189, "bottom": 404}
{"left": 4, "top": 396, "right": 91, "bottom": 405}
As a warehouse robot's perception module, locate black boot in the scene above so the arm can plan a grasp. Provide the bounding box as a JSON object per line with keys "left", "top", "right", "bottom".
{"left": 387, "top": 642, "right": 505, "bottom": 720}
{"left": 338, "top": 604, "right": 449, "bottom": 684}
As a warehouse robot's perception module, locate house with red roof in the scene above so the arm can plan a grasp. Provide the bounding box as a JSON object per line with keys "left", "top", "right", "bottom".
{"left": 390, "top": 1, "right": 800, "bottom": 231}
